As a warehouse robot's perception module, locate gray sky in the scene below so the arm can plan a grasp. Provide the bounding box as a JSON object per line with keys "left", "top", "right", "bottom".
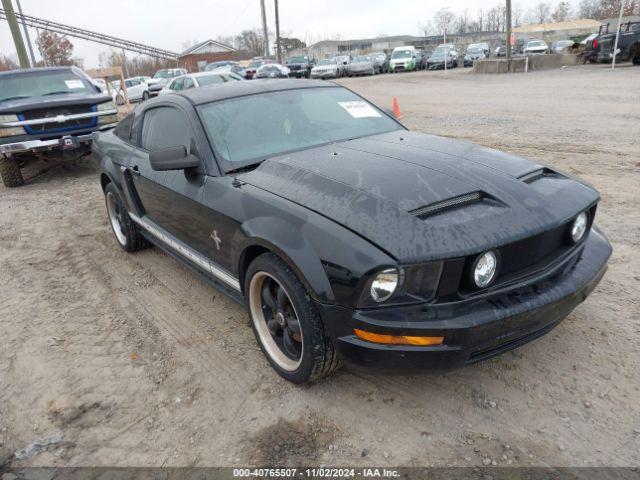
{"left": 2, "top": 0, "right": 553, "bottom": 67}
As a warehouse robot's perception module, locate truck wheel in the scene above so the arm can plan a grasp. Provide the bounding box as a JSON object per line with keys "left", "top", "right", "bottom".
{"left": 0, "top": 156, "right": 25, "bottom": 188}
{"left": 632, "top": 46, "right": 640, "bottom": 65}
{"left": 104, "top": 183, "right": 148, "bottom": 252}
{"left": 245, "top": 252, "right": 342, "bottom": 384}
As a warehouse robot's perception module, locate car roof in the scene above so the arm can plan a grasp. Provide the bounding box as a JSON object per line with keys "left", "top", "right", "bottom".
{"left": 179, "top": 79, "right": 335, "bottom": 105}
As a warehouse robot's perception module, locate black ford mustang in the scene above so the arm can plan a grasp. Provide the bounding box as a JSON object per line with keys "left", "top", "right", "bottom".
{"left": 93, "top": 80, "right": 611, "bottom": 384}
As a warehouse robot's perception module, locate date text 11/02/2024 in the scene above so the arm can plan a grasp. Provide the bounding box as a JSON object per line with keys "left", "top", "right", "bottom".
{"left": 232, "top": 468, "right": 400, "bottom": 478}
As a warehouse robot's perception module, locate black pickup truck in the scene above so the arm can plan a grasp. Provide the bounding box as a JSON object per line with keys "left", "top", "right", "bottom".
{"left": 286, "top": 55, "right": 315, "bottom": 78}
{"left": 0, "top": 66, "right": 117, "bottom": 187}
{"left": 584, "top": 21, "right": 640, "bottom": 64}
{"left": 606, "top": 21, "right": 640, "bottom": 64}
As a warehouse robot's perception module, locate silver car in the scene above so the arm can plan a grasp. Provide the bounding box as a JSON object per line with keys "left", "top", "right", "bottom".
{"left": 523, "top": 40, "right": 549, "bottom": 54}
{"left": 347, "top": 55, "right": 375, "bottom": 76}
{"left": 311, "top": 58, "right": 342, "bottom": 79}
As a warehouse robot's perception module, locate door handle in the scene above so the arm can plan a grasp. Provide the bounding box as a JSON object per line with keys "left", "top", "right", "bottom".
{"left": 131, "top": 165, "right": 140, "bottom": 176}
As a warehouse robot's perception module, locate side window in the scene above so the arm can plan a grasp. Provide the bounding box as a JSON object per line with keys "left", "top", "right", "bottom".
{"left": 113, "top": 112, "right": 134, "bottom": 143}
{"left": 183, "top": 78, "right": 195, "bottom": 89}
{"left": 140, "top": 107, "right": 192, "bottom": 152}
{"left": 170, "top": 78, "right": 184, "bottom": 91}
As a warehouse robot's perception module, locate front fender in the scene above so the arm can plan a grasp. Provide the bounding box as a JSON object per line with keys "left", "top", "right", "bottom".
{"left": 234, "top": 216, "right": 335, "bottom": 303}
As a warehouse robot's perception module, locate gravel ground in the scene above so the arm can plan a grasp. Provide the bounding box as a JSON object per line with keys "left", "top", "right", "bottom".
{"left": 0, "top": 64, "right": 639, "bottom": 469}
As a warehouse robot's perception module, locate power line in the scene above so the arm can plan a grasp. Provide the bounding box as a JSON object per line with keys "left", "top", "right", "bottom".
{"left": 0, "top": 8, "right": 179, "bottom": 60}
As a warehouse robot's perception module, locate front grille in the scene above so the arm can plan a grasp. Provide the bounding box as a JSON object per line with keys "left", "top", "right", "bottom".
{"left": 21, "top": 105, "right": 95, "bottom": 134}
{"left": 436, "top": 204, "right": 597, "bottom": 300}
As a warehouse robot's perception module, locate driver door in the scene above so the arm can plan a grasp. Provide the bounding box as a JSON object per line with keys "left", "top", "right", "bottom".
{"left": 127, "top": 105, "right": 211, "bottom": 256}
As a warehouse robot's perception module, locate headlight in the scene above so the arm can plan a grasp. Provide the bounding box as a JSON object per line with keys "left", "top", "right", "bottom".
{"left": 570, "top": 211, "right": 588, "bottom": 243}
{"left": 0, "top": 114, "right": 26, "bottom": 137}
{"left": 97, "top": 100, "right": 115, "bottom": 111}
{"left": 97, "top": 101, "right": 117, "bottom": 125}
{"left": 472, "top": 251, "right": 498, "bottom": 288}
{"left": 370, "top": 268, "right": 399, "bottom": 302}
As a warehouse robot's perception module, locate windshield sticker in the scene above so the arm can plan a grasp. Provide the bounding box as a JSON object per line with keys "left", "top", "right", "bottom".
{"left": 65, "top": 79, "right": 84, "bottom": 89}
{"left": 339, "top": 101, "right": 381, "bottom": 119}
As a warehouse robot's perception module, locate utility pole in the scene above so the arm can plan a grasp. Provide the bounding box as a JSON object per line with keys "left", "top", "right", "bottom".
{"left": 15, "top": 0, "right": 36, "bottom": 67}
{"left": 443, "top": 28, "right": 447, "bottom": 74}
{"left": 506, "top": 0, "right": 512, "bottom": 62}
{"left": 611, "top": 0, "right": 626, "bottom": 70}
{"left": 121, "top": 48, "right": 129, "bottom": 77}
{"left": 260, "top": 0, "right": 269, "bottom": 58}
{"left": 274, "top": 0, "right": 281, "bottom": 64}
{"left": 1, "top": 0, "right": 30, "bottom": 68}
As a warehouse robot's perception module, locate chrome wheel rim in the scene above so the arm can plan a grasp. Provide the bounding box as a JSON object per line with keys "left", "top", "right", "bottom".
{"left": 249, "top": 271, "right": 303, "bottom": 371}
{"left": 106, "top": 191, "right": 127, "bottom": 246}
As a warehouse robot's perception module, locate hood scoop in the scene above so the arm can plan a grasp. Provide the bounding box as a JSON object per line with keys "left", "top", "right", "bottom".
{"left": 409, "top": 191, "right": 485, "bottom": 220}
{"left": 518, "top": 168, "right": 559, "bottom": 184}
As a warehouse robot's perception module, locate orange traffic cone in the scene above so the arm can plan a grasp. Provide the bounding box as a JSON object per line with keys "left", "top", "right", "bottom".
{"left": 392, "top": 97, "right": 403, "bottom": 120}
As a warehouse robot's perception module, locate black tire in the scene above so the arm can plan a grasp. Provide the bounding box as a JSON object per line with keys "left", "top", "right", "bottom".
{"left": 142, "top": 91, "right": 149, "bottom": 101}
{"left": 632, "top": 46, "right": 640, "bottom": 65}
{"left": 116, "top": 94, "right": 124, "bottom": 106}
{"left": 245, "top": 252, "right": 342, "bottom": 384}
{"left": 0, "top": 156, "right": 24, "bottom": 188}
{"left": 104, "top": 182, "right": 148, "bottom": 252}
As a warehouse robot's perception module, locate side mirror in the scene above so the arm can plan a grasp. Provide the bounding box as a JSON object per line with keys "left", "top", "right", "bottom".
{"left": 343, "top": 61, "right": 347, "bottom": 65}
{"left": 150, "top": 145, "right": 200, "bottom": 171}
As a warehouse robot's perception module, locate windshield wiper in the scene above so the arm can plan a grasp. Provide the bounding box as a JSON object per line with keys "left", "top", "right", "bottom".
{"left": 226, "top": 160, "right": 266, "bottom": 174}
{"left": 43, "top": 91, "right": 73, "bottom": 96}
{"left": 0, "top": 95, "right": 29, "bottom": 102}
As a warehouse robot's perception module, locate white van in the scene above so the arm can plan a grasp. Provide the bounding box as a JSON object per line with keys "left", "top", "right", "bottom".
{"left": 389, "top": 46, "right": 417, "bottom": 72}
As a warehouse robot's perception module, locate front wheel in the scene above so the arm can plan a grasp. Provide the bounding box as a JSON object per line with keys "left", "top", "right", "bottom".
{"left": 142, "top": 91, "right": 149, "bottom": 101}
{"left": 246, "top": 253, "right": 342, "bottom": 383}
{"left": 0, "top": 156, "right": 24, "bottom": 188}
{"left": 104, "top": 183, "right": 148, "bottom": 252}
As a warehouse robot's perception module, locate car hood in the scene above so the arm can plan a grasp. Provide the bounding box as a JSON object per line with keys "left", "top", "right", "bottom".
{"left": 0, "top": 92, "right": 112, "bottom": 114}
{"left": 238, "top": 131, "right": 599, "bottom": 263}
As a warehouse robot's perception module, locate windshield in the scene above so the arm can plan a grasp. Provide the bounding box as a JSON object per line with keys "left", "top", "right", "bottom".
{"left": 198, "top": 86, "right": 401, "bottom": 170}
{"left": 467, "top": 46, "right": 484, "bottom": 54}
{"left": 197, "top": 74, "right": 240, "bottom": 86}
{"left": 288, "top": 56, "right": 307, "bottom": 63}
{"left": 248, "top": 61, "right": 263, "bottom": 68}
{"left": 392, "top": 50, "right": 412, "bottom": 59}
{"left": 317, "top": 59, "right": 335, "bottom": 66}
{"left": 354, "top": 56, "right": 367, "bottom": 62}
{"left": 527, "top": 41, "right": 545, "bottom": 47}
{"left": 0, "top": 69, "right": 93, "bottom": 102}
{"left": 154, "top": 70, "right": 182, "bottom": 79}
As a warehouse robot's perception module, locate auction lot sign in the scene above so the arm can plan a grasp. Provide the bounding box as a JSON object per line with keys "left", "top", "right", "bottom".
{"left": 1, "top": 468, "right": 639, "bottom": 479}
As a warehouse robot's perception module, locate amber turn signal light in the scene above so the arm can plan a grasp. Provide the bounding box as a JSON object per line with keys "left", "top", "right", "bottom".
{"left": 354, "top": 329, "right": 444, "bottom": 346}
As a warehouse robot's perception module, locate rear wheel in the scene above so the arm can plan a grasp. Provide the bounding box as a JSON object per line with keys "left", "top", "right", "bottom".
{"left": 632, "top": 45, "right": 640, "bottom": 65}
{"left": 104, "top": 183, "right": 148, "bottom": 252}
{"left": 246, "top": 253, "right": 342, "bottom": 384}
{"left": 116, "top": 94, "right": 125, "bottom": 106}
{"left": 0, "top": 156, "right": 24, "bottom": 188}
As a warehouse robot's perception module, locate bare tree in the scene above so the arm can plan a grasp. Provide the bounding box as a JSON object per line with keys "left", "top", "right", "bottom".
{"left": 0, "top": 53, "right": 19, "bottom": 71}
{"left": 433, "top": 7, "right": 455, "bottom": 34}
{"left": 512, "top": 3, "right": 524, "bottom": 26}
{"left": 529, "top": 1, "right": 552, "bottom": 23}
{"left": 551, "top": 1, "right": 573, "bottom": 21}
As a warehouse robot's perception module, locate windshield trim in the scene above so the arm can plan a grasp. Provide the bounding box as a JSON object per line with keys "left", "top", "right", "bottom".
{"left": 195, "top": 86, "right": 406, "bottom": 175}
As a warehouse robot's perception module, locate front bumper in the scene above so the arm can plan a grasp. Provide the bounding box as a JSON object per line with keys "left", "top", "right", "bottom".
{"left": 318, "top": 228, "right": 611, "bottom": 372}
{"left": 288, "top": 69, "right": 308, "bottom": 78}
{"left": 311, "top": 71, "right": 338, "bottom": 79}
{"left": 0, "top": 126, "right": 114, "bottom": 156}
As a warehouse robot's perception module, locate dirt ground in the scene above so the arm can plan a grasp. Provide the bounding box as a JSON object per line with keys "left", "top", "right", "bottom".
{"left": 1, "top": 64, "right": 639, "bottom": 469}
